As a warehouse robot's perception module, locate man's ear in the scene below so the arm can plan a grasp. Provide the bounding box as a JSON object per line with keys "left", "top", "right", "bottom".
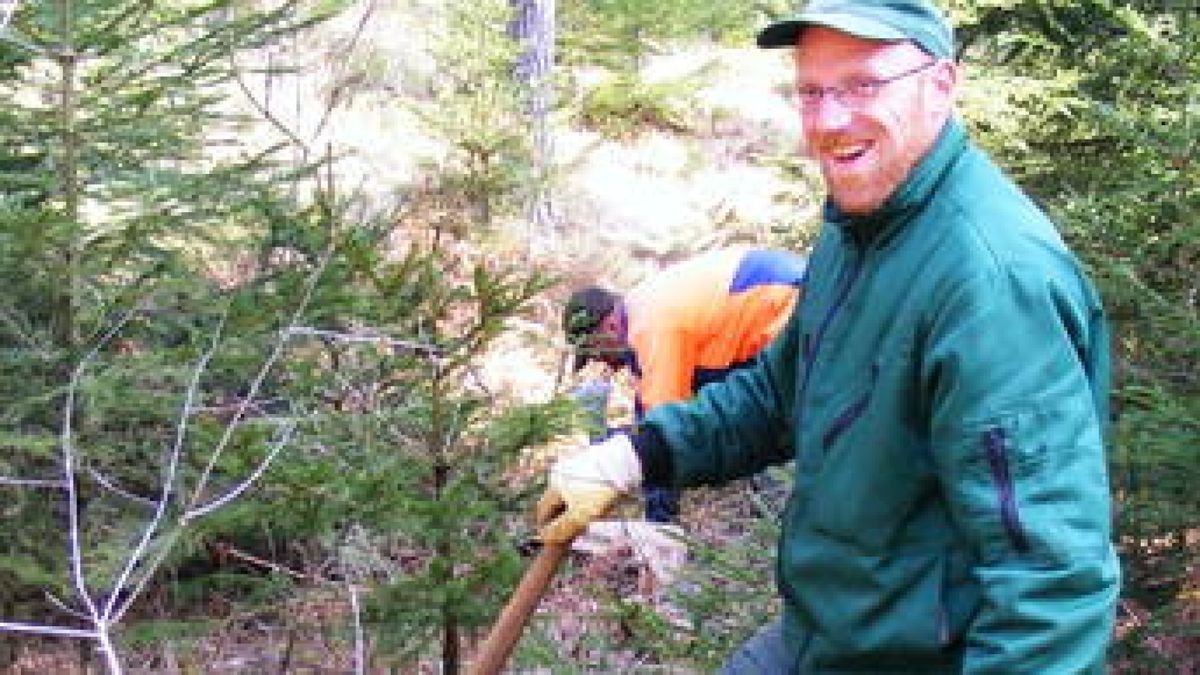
{"left": 931, "top": 59, "right": 958, "bottom": 110}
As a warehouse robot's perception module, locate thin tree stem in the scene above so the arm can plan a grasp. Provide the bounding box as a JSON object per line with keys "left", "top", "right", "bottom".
{"left": 0, "top": 621, "right": 97, "bottom": 640}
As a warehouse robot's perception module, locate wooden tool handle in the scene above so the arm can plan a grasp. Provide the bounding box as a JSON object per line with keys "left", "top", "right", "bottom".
{"left": 469, "top": 542, "right": 571, "bottom": 675}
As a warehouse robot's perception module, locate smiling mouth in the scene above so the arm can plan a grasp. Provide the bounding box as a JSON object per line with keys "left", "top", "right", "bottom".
{"left": 827, "top": 142, "right": 870, "bottom": 164}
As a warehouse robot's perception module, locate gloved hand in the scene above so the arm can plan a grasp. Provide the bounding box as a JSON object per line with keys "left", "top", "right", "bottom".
{"left": 535, "top": 433, "right": 643, "bottom": 544}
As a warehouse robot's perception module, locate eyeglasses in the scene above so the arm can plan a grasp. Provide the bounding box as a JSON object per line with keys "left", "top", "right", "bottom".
{"left": 796, "top": 60, "right": 938, "bottom": 110}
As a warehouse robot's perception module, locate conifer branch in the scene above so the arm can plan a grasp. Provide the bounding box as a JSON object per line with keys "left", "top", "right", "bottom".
{"left": 310, "top": 0, "right": 377, "bottom": 143}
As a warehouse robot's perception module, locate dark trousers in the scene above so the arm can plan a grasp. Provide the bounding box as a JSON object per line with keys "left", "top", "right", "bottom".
{"left": 644, "top": 485, "right": 680, "bottom": 523}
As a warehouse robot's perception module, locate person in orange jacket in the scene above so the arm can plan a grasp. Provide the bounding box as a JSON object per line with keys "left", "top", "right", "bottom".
{"left": 563, "top": 247, "right": 806, "bottom": 522}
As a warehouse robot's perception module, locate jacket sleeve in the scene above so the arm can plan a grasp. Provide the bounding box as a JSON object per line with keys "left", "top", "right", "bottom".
{"left": 637, "top": 309, "right": 800, "bottom": 487}
{"left": 922, "top": 263, "right": 1119, "bottom": 674}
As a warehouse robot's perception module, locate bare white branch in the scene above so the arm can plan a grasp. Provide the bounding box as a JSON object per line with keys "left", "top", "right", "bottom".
{"left": 284, "top": 326, "right": 445, "bottom": 356}
{"left": 185, "top": 249, "right": 331, "bottom": 512}
{"left": 96, "top": 623, "right": 122, "bottom": 674}
{"left": 0, "top": 620, "right": 97, "bottom": 640}
{"left": 0, "top": 301, "right": 153, "bottom": 664}
{"left": 101, "top": 309, "right": 230, "bottom": 623}
{"left": 109, "top": 530, "right": 182, "bottom": 626}
{"left": 0, "top": 475, "right": 65, "bottom": 489}
{"left": 62, "top": 306, "right": 144, "bottom": 626}
{"left": 86, "top": 466, "right": 156, "bottom": 508}
{"left": 44, "top": 590, "right": 90, "bottom": 622}
{"left": 350, "top": 583, "right": 365, "bottom": 675}
{"left": 183, "top": 420, "right": 296, "bottom": 521}
{"left": 110, "top": 253, "right": 332, "bottom": 626}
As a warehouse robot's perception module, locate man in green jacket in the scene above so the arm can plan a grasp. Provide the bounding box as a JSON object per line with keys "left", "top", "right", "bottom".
{"left": 536, "top": 0, "right": 1120, "bottom": 672}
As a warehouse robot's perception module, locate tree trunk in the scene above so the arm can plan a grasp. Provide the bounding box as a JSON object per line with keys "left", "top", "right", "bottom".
{"left": 509, "top": 0, "right": 556, "bottom": 245}
{"left": 54, "top": 0, "right": 79, "bottom": 350}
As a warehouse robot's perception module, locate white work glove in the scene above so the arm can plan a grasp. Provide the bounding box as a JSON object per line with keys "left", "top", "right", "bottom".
{"left": 535, "top": 434, "right": 643, "bottom": 544}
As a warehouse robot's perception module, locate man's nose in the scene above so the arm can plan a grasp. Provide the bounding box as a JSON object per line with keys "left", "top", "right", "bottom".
{"left": 803, "top": 95, "right": 854, "bottom": 130}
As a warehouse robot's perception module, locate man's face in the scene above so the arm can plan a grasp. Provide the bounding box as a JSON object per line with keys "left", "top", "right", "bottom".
{"left": 580, "top": 310, "right": 628, "bottom": 370}
{"left": 794, "top": 27, "right": 956, "bottom": 215}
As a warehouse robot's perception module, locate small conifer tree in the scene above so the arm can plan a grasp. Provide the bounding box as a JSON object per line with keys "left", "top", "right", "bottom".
{"left": 0, "top": 0, "right": 339, "bottom": 668}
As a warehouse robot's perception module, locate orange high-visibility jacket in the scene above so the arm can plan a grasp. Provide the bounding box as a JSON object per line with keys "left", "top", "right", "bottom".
{"left": 622, "top": 248, "right": 806, "bottom": 412}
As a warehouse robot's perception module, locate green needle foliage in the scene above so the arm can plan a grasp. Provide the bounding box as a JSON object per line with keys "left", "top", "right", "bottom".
{"left": 1, "top": 0, "right": 572, "bottom": 667}
{"left": 560, "top": 0, "right": 783, "bottom": 141}
{"left": 558, "top": 0, "right": 780, "bottom": 71}
{"left": 0, "top": 2, "right": 336, "bottom": 663}
{"left": 952, "top": 0, "right": 1199, "bottom": 665}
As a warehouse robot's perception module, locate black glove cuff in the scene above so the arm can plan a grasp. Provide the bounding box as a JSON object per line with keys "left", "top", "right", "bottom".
{"left": 628, "top": 424, "right": 674, "bottom": 487}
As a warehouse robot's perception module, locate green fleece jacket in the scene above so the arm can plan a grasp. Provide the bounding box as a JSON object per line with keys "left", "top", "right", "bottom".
{"left": 635, "top": 119, "right": 1120, "bottom": 673}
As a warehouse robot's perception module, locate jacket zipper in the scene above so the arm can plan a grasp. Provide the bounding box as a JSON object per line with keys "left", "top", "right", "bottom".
{"left": 778, "top": 244, "right": 866, "bottom": 648}
{"left": 982, "top": 428, "right": 1030, "bottom": 552}
{"left": 821, "top": 362, "right": 878, "bottom": 450}
{"left": 799, "top": 250, "right": 863, "bottom": 410}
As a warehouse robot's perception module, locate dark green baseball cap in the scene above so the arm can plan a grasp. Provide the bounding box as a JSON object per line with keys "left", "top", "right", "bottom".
{"left": 563, "top": 286, "right": 620, "bottom": 371}
{"left": 757, "top": 0, "right": 954, "bottom": 60}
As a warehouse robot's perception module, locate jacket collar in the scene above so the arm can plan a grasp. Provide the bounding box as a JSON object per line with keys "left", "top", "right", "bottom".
{"left": 823, "top": 118, "right": 968, "bottom": 247}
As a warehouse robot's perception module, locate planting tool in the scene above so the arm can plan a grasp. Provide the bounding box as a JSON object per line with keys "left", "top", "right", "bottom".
{"left": 469, "top": 540, "right": 570, "bottom": 675}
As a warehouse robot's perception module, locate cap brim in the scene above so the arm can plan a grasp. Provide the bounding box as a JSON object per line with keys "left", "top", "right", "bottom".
{"left": 757, "top": 12, "right": 909, "bottom": 49}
